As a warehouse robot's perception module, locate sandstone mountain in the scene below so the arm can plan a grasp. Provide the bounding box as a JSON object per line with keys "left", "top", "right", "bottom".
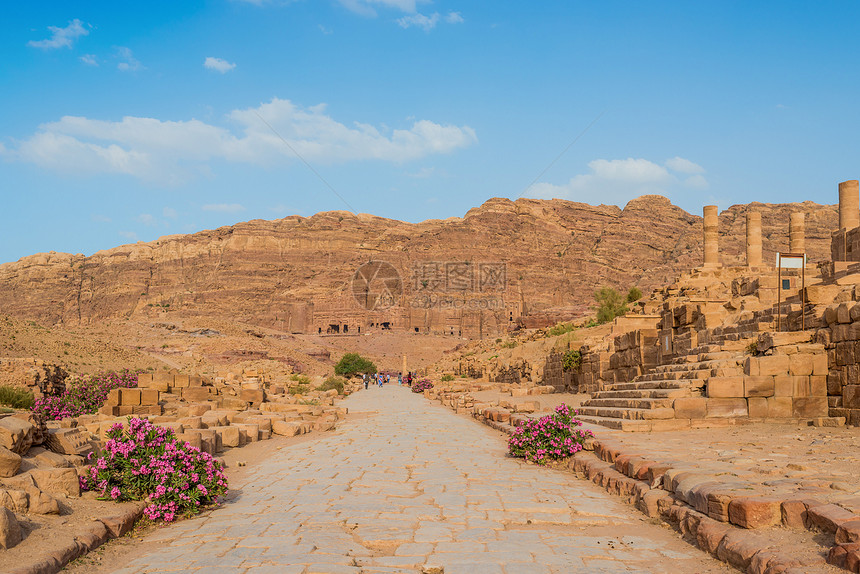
{"left": 0, "top": 196, "right": 838, "bottom": 334}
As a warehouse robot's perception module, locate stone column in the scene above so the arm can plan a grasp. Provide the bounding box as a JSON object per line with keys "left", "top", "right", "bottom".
{"left": 703, "top": 205, "right": 720, "bottom": 267}
{"left": 839, "top": 180, "right": 860, "bottom": 230}
{"left": 789, "top": 212, "right": 805, "bottom": 254}
{"left": 746, "top": 211, "right": 762, "bottom": 267}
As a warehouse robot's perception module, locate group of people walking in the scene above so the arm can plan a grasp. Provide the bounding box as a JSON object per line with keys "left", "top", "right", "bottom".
{"left": 362, "top": 371, "right": 414, "bottom": 390}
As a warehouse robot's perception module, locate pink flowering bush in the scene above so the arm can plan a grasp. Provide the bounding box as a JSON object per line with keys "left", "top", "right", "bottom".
{"left": 411, "top": 379, "right": 434, "bottom": 393}
{"left": 508, "top": 403, "right": 593, "bottom": 464}
{"left": 80, "top": 417, "right": 228, "bottom": 522}
{"left": 33, "top": 369, "right": 139, "bottom": 420}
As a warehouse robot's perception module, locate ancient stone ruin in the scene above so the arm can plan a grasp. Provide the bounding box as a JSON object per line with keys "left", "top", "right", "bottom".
{"left": 556, "top": 180, "right": 860, "bottom": 430}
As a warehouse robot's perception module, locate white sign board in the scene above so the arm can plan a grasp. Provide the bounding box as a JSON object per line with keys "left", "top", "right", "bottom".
{"left": 777, "top": 254, "right": 806, "bottom": 269}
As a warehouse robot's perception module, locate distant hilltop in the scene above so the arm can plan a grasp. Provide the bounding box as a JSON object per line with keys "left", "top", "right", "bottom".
{"left": 0, "top": 196, "right": 838, "bottom": 337}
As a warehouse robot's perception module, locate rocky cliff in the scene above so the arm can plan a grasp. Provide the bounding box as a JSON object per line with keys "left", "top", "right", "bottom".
{"left": 0, "top": 196, "right": 838, "bottom": 332}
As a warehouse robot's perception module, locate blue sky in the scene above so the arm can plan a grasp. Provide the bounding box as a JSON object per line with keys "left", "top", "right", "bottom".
{"left": 2, "top": 1, "right": 859, "bottom": 264}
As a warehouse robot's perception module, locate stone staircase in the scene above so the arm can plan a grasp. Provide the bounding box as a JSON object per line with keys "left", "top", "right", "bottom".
{"left": 576, "top": 344, "right": 748, "bottom": 431}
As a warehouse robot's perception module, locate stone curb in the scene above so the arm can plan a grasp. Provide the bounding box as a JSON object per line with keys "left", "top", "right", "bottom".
{"left": 8, "top": 502, "right": 145, "bottom": 574}
{"left": 438, "top": 394, "right": 860, "bottom": 573}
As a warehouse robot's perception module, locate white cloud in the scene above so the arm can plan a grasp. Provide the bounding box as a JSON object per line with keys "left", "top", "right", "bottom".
{"left": 204, "top": 57, "right": 236, "bottom": 73}
{"left": 163, "top": 207, "right": 178, "bottom": 218}
{"left": 117, "top": 47, "right": 141, "bottom": 72}
{"left": 665, "top": 156, "right": 704, "bottom": 174}
{"left": 119, "top": 231, "right": 138, "bottom": 241}
{"left": 28, "top": 19, "right": 89, "bottom": 50}
{"left": 136, "top": 213, "right": 156, "bottom": 226}
{"left": 338, "top": 0, "right": 426, "bottom": 16}
{"left": 525, "top": 157, "right": 708, "bottom": 206}
{"left": 80, "top": 54, "right": 98, "bottom": 66}
{"left": 4, "top": 98, "right": 477, "bottom": 184}
{"left": 397, "top": 12, "right": 440, "bottom": 31}
{"left": 203, "top": 203, "right": 245, "bottom": 213}
{"left": 446, "top": 11, "right": 464, "bottom": 24}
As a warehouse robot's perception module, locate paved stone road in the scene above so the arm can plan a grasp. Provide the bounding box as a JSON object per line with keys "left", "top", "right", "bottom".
{"left": 110, "top": 387, "right": 728, "bottom": 574}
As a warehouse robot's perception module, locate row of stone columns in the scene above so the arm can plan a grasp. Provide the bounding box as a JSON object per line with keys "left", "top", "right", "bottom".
{"left": 701, "top": 207, "right": 807, "bottom": 268}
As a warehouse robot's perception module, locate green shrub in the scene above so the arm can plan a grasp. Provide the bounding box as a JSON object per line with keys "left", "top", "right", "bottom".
{"left": 561, "top": 349, "right": 582, "bottom": 372}
{"left": 546, "top": 323, "right": 576, "bottom": 337}
{"left": 500, "top": 341, "right": 517, "bottom": 349}
{"left": 317, "top": 376, "right": 345, "bottom": 394}
{"left": 626, "top": 286, "right": 643, "bottom": 303}
{"left": 594, "top": 286, "right": 629, "bottom": 324}
{"left": 289, "top": 384, "right": 310, "bottom": 395}
{"left": 440, "top": 374, "right": 454, "bottom": 382}
{"left": 334, "top": 353, "right": 377, "bottom": 377}
{"left": 0, "top": 386, "right": 34, "bottom": 409}
{"left": 289, "top": 374, "right": 311, "bottom": 384}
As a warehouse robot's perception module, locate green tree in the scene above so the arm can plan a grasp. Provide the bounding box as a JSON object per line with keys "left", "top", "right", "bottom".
{"left": 334, "top": 353, "right": 377, "bottom": 377}
{"left": 594, "top": 286, "right": 629, "bottom": 324}
{"left": 626, "top": 286, "right": 642, "bottom": 303}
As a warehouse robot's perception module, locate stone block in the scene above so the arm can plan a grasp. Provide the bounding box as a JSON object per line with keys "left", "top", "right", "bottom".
{"left": 789, "top": 354, "right": 814, "bottom": 376}
{"left": 744, "top": 376, "right": 774, "bottom": 398}
{"left": 189, "top": 375, "right": 204, "bottom": 387}
{"left": 793, "top": 397, "right": 828, "bottom": 418}
{"left": 233, "top": 423, "right": 259, "bottom": 442}
{"left": 781, "top": 499, "right": 812, "bottom": 529}
{"left": 153, "top": 373, "right": 174, "bottom": 390}
{"left": 30, "top": 467, "right": 80, "bottom": 497}
{"left": 706, "top": 398, "right": 748, "bottom": 418}
{"left": 708, "top": 377, "right": 744, "bottom": 398}
{"left": 0, "top": 507, "right": 21, "bottom": 549}
{"left": 812, "top": 354, "right": 829, "bottom": 376}
{"left": 757, "top": 355, "right": 790, "bottom": 376}
{"left": 105, "top": 388, "right": 121, "bottom": 407}
{"left": 173, "top": 375, "right": 190, "bottom": 388}
{"left": 0, "top": 447, "right": 21, "bottom": 478}
{"left": 845, "top": 385, "right": 860, "bottom": 409}
{"left": 743, "top": 357, "right": 759, "bottom": 376}
{"left": 271, "top": 420, "right": 301, "bottom": 437}
{"left": 239, "top": 389, "right": 265, "bottom": 405}
{"left": 837, "top": 342, "right": 856, "bottom": 366}
{"left": 747, "top": 397, "right": 768, "bottom": 418}
{"left": 176, "top": 432, "right": 202, "bottom": 451}
{"left": 136, "top": 373, "right": 153, "bottom": 388}
{"left": 24, "top": 485, "right": 60, "bottom": 515}
{"left": 210, "top": 426, "right": 240, "bottom": 448}
{"left": 839, "top": 302, "right": 853, "bottom": 323}
{"left": 767, "top": 397, "right": 793, "bottom": 418}
{"left": 139, "top": 389, "right": 159, "bottom": 406}
{"left": 728, "top": 497, "right": 782, "bottom": 529}
{"left": 809, "top": 375, "right": 827, "bottom": 397}
{"left": 673, "top": 397, "right": 706, "bottom": 419}
{"left": 773, "top": 374, "right": 793, "bottom": 397}
{"left": 120, "top": 388, "right": 141, "bottom": 406}
{"left": 808, "top": 503, "right": 856, "bottom": 533}
{"left": 44, "top": 428, "right": 92, "bottom": 458}
{"left": 0, "top": 418, "right": 35, "bottom": 455}
{"left": 837, "top": 519, "right": 860, "bottom": 544}
{"left": 182, "top": 387, "right": 213, "bottom": 402}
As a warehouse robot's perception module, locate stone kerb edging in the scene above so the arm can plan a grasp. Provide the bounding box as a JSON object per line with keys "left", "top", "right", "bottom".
{"left": 435, "top": 393, "right": 860, "bottom": 573}
{"left": 8, "top": 502, "right": 145, "bottom": 574}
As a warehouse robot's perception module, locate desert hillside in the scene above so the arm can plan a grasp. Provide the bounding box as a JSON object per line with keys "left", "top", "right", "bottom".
{"left": 0, "top": 196, "right": 837, "bottom": 333}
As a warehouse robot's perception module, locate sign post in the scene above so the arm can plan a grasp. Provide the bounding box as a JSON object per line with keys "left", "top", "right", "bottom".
{"left": 776, "top": 253, "right": 806, "bottom": 332}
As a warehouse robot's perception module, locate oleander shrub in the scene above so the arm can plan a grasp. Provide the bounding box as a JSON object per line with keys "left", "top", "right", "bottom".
{"left": 411, "top": 379, "right": 434, "bottom": 393}
{"left": 0, "top": 385, "right": 35, "bottom": 409}
{"left": 508, "top": 403, "right": 593, "bottom": 465}
{"left": 32, "top": 369, "right": 139, "bottom": 421}
{"left": 80, "top": 417, "right": 228, "bottom": 522}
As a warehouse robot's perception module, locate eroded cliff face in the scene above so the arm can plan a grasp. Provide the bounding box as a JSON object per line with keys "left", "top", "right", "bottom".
{"left": 0, "top": 196, "right": 838, "bottom": 331}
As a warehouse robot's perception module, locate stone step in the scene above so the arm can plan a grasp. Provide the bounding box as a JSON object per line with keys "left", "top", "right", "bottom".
{"left": 605, "top": 380, "right": 693, "bottom": 391}
{"left": 582, "top": 397, "right": 675, "bottom": 410}
{"left": 576, "top": 405, "right": 676, "bottom": 421}
{"left": 575, "top": 415, "right": 653, "bottom": 432}
{"left": 591, "top": 388, "right": 695, "bottom": 400}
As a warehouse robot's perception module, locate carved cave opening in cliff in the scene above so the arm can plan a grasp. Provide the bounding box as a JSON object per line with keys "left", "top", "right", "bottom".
{"left": 327, "top": 324, "right": 341, "bottom": 334}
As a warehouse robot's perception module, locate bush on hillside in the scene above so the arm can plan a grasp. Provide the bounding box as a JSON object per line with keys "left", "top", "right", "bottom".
{"left": 594, "top": 287, "right": 629, "bottom": 324}
{"left": 317, "top": 376, "right": 345, "bottom": 394}
{"left": 334, "top": 353, "right": 377, "bottom": 377}
{"left": 0, "top": 386, "right": 35, "bottom": 410}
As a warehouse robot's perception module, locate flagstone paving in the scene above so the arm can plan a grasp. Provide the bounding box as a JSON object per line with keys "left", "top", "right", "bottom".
{"left": 108, "top": 387, "right": 729, "bottom": 574}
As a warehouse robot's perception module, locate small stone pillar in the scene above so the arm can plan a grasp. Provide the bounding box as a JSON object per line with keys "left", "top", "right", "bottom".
{"left": 746, "top": 211, "right": 762, "bottom": 267}
{"left": 703, "top": 205, "right": 720, "bottom": 267}
{"left": 839, "top": 180, "right": 860, "bottom": 230}
{"left": 789, "top": 212, "right": 805, "bottom": 254}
